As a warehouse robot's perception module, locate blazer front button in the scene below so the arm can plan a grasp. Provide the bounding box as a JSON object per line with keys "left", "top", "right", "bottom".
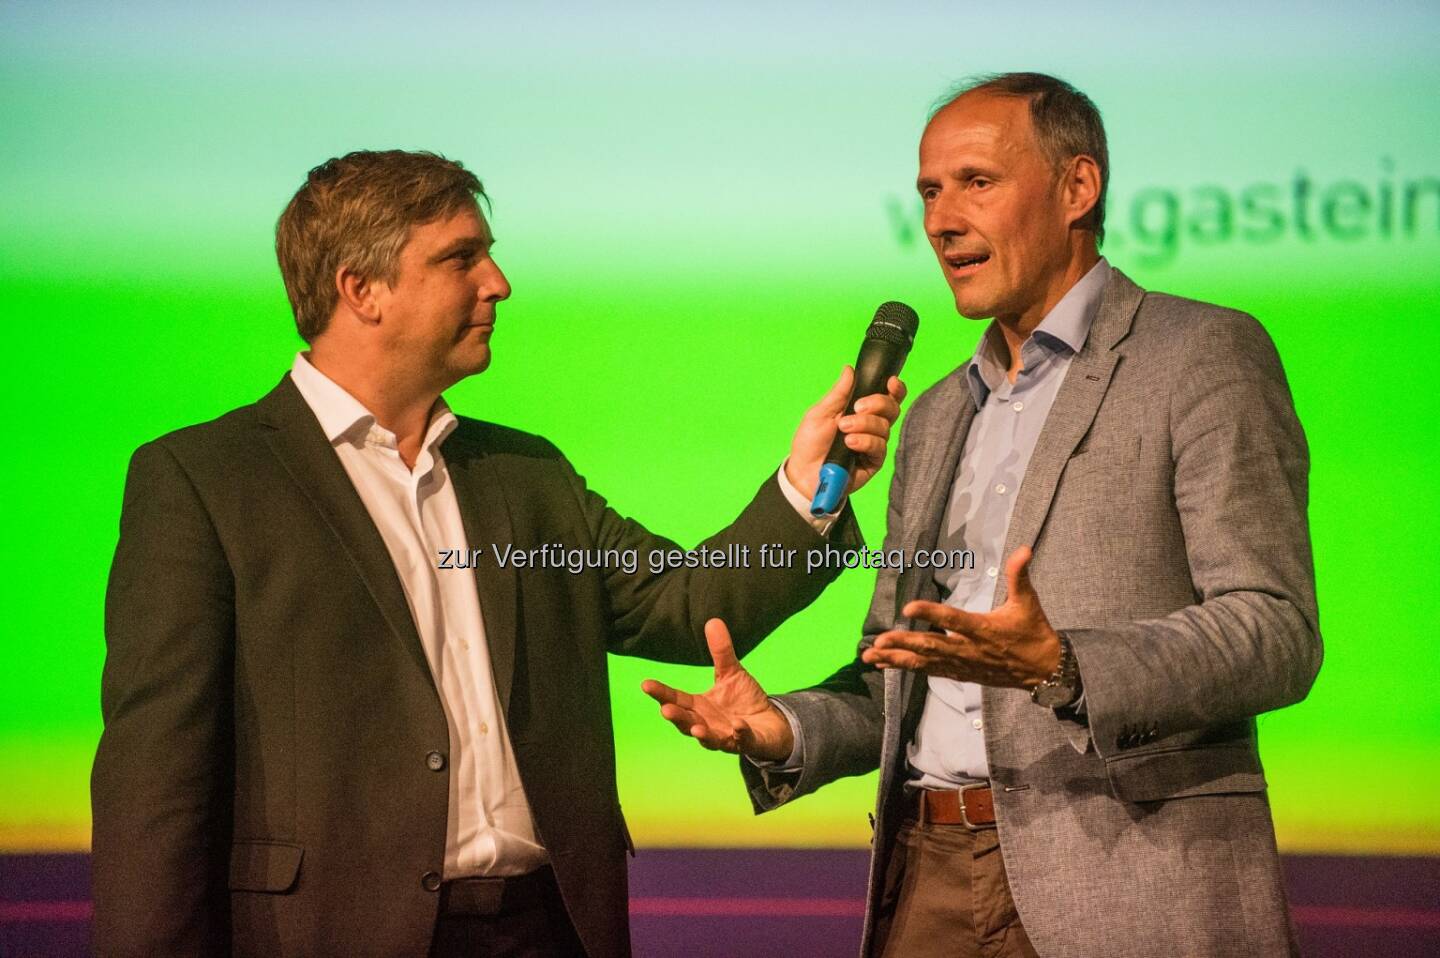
{"left": 421, "top": 870, "right": 442, "bottom": 892}
{"left": 426, "top": 750, "right": 447, "bottom": 772}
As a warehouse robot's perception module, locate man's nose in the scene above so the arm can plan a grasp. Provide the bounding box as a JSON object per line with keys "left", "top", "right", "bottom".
{"left": 925, "top": 194, "right": 969, "bottom": 240}
{"left": 477, "top": 258, "right": 511, "bottom": 302}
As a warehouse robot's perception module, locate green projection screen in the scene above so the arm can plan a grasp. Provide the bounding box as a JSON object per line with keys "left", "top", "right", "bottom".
{"left": 3, "top": 1, "right": 1437, "bottom": 855}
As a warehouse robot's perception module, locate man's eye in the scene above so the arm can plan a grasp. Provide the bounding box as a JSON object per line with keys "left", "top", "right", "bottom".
{"left": 971, "top": 178, "right": 992, "bottom": 190}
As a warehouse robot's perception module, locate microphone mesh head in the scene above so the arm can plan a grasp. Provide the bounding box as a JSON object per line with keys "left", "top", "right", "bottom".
{"left": 866, "top": 301, "right": 919, "bottom": 347}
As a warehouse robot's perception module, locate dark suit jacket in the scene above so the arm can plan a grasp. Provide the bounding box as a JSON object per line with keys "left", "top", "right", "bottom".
{"left": 91, "top": 373, "right": 859, "bottom": 958}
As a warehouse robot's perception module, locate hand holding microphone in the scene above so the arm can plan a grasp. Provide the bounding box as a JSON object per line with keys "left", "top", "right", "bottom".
{"left": 784, "top": 302, "right": 918, "bottom": 513}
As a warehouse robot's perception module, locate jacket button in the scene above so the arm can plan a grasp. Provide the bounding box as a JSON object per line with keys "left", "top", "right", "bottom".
{"left": 426, "top": 750, "right": 446, "bottom": 772}
{"left": 421, "top": 870, "right": 442, "bottom": 892}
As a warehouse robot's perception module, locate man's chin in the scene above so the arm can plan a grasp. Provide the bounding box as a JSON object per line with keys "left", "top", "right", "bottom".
{"left": 450, "top": 345, "right": 492, "bottom": 379}
{"left": 951, "top": 293, "right": 997, "bottom": 321}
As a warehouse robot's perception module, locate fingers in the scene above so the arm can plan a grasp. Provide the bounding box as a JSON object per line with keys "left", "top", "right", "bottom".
{"left": 1004, "top": 546, "right": 1036, "bottom": 603}
{"left": 650, "top": 693, "right": 729, "bottom": 749}
{"left": 817, "top": 374, "right": 905, "bottom": 427}
{"left": 839, "top": 405, "right": 894, "bottom": 472}
{"left": 704, "top": 618, "right": 739, "bottom": 674}
{"left": 838, "top": 411, "right": 891, "bottom": 440}
{"left": 872, "top": 627, "right": 966, "bottom": 656}
{"left": 852, "top": 392, "right": 901, "bottom": 427}
{"left": 641, "top": 676, "right": 742, "bottom": 752}
{"left": 809, "top": 365, "right": 855, "bottom": 420}
{"left": 860, "top": 644, "right": 929, "bottom": 672}
{"left": 864, "top": 626, "right": 979, "bottom": 678}
{"left": 850, "top": 376, "right": 905, "bottom": 416}
{"left": 842, "top": 433, "right": 886, "bottom": 462}
{"left": 658, "top": 702, "right": 701, "bottom": 730}
{"left": 900, "top": 600, "right": 985, "bottom": 638}
{"left": 667, "top": 704, "right": 741, "bottom": 752}
{"left": 640, "top": 679, "right": 693, "bottom": 710}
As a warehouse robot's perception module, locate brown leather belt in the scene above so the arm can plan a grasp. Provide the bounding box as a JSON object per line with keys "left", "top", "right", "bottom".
{"left": 439, "top": 866, "right": 560, "bottom": 917}
{"left": 909, "top": 784, "right": 996, "bottom": 829}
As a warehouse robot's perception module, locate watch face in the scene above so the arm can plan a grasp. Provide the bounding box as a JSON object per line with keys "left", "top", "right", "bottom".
{"left": 1032, "top": 681, "right": 1078, "bottom": 709}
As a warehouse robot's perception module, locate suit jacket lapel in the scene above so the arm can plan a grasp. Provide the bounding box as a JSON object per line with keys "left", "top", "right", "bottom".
{"left": 901, "top": 371, "right": 976, "bottom": 597}
{"left": 257, "top": 375, "right": 434, "bottom": 685}
{"left": 993, "top": 268, "right": 1145, "bottom": 605}
{"left": 443, "top": 428, "right": 520, "bottom": 717}
{"left": 895, "top": 370, "right": 976, "bottom": 708}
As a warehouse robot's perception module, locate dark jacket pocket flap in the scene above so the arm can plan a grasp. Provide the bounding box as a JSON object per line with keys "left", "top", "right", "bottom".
{"left": 229, "top": 840, "right": 304, "bottom": 893}
{"left": 1105, "top": 744, "right": 1268, "bottom": 803}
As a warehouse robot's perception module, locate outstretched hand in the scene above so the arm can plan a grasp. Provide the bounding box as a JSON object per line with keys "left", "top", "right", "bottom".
{"left": 640, "top": 618, "right": 794, "bottom": 761}
{"left": 785, "top": 367, "right": 907, "bottom": 500}
{"left": 861, "top": 546, "right": 1062, "bottom": 688}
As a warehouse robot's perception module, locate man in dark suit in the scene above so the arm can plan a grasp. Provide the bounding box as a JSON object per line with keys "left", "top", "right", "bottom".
{"left": 90, "top": 149, "right": 904, "bottom": 958}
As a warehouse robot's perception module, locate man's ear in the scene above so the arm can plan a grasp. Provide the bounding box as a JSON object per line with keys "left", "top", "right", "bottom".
{"left": 1062, "top": 154, "right": 1102, "bottom": 230}
{"left": 335, "top": 265, "right": 382, "bottom": 325}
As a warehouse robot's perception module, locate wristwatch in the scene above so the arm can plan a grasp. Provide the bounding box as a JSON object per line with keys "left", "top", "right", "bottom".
{"left": 1031, "top": 631, "right": 1083, "bottom": 709}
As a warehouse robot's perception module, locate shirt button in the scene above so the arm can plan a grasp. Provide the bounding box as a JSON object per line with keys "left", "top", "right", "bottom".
{"left": 421, "top": 870, "right": 443, "bottom": 892}
{"left": 986, "top": 566, "right": 998, "bottom": 578}
{"left": 425, "top": 750, "right": 446, "bottom": 772}
{"left": 478, "top": 722, "right": 489, "bottom": 735}
{"left": 972, "top": 718, "right": 984, "bottom": 730}
{"left": 994, "top": 483, "right": 1007, "bottom": 495}
{"left": 1012, "top": 401, "right": 1024, "bottom": 412}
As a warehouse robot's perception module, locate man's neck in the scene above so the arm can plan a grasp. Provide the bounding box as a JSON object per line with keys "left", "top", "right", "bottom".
{"left": 306, "top": 348, "right": 443, "bottom": 469}
{"left": 994, "top": 245, "right": 1100, "bottom": 383}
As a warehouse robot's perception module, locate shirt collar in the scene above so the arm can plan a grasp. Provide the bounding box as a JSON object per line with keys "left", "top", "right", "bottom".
{"left": 966, "top": 257, "right": 1111, "bottom": 409}
{"left": 289, "top": 352, "right": 458, "bottom": 451}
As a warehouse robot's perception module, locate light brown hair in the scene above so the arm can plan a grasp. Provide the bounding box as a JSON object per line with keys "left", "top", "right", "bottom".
{"left": 275, "top": 150, "right": 486, "bottom": 341}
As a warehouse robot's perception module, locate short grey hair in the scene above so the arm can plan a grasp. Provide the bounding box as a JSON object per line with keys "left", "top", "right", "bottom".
{"left": 932, "top": 72, "right": 1109, "bottom": 243}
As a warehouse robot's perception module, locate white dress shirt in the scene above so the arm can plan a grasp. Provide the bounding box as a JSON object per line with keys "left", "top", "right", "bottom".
{"left": 290, "top": 353, "right": 545, "bottom": 878}
{"left": 290, "top": 352, "right": 832, "bottom": 877}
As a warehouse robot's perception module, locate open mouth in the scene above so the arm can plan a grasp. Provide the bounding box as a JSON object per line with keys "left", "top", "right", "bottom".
{"left": 946, "top": 252, "right": 990, "bottom": 274}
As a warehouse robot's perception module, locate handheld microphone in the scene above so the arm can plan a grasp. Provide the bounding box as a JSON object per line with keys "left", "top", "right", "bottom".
{"left": 809, "top": 301, "right": 920, "bottom": 517}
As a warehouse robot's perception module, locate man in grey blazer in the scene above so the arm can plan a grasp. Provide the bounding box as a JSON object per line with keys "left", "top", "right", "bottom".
{"left": 643, "top": 73, "right": 1321, "bottom": 956}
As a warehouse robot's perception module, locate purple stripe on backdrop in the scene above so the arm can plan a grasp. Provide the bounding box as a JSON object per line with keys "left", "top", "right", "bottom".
{"left": 0, "top": 900, "right": 94, "bottom": 923}
{"left": 1291, "top": 905, "right": 1440, "bottom": 929}
{"left": 631, "top": 897, "right": 865, "bottom": 917}
{"left": 3, "top": 851, "right": 1439, "bottom": 957}
{"left": 6, "top": 898, "right": 1438, "bottom": 928}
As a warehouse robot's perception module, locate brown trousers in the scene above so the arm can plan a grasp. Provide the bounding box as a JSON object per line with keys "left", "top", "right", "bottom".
{"left": 873, "top": 820, "right": 1040, "bottom": 958}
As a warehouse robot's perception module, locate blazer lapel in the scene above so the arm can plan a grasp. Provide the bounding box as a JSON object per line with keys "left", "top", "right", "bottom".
{"left": 900, "top": 370, "right": 976, "bottom": 600}
{"left": 442, "top": 428, "right": 520, "bottom": 717}
{"left": 895, "top": 369, "right": 977, "bottom": 708}
{"left": 256, "top": 375, "right": 434, "bottom": 685}
{"left": 993, "top": 268, "right": 1145, "bottom": 604}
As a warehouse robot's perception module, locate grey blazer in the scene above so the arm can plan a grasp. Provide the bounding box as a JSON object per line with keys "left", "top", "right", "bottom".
{"left": 743, "top": 268, "right": 1321, "bottom": 957}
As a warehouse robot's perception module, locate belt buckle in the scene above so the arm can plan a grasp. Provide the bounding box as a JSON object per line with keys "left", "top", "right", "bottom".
{"left": 958, "top": 782, "right": 994, "bottom": 831}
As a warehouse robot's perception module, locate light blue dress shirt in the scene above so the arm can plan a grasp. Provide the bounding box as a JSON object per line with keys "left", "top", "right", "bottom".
{"left": 760, "top": 259, "right": 1110, "bottom": 780}
{"left": 906, "top": 258, "right": 1110, "bottom": 788}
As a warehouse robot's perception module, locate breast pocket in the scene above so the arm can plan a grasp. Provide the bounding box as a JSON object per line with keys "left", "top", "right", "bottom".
{"left": 1065, "top": 434, "right": 1141, "bottom": 470}
{"left": 1049, "top": 435, "right": 1140, "bottom": 524}
{"left": 1036, "top": 435, "right": 1144, "bottom": 597}
{"left": 229, "top": 840, "right": 304, "bottom": 893}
